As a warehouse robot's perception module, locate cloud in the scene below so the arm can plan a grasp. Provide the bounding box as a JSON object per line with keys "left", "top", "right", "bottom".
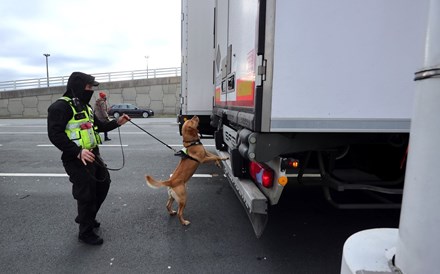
{"left": 0, "top": 0, "right": 181, "bottom": 81}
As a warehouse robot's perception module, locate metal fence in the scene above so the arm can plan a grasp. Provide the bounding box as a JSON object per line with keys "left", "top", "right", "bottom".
{"left": 0, "top": 67, "right": 181, "bottom": 92}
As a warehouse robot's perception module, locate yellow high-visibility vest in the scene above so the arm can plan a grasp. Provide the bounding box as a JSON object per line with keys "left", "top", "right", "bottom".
{"left": 60, "top": 97, "right": 102, "bottom": 149}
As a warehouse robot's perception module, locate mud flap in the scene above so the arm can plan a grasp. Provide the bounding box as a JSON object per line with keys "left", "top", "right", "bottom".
{"left": 214, "top": 130, "right": 227, "bottom": 151}
{"left": 230, "top": 148, "right": 248, "bottom": 178}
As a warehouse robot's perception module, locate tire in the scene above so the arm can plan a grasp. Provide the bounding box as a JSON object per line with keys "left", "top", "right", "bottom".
{"left": 113, "top": 112, "right": 120, "bottom": 119}
{"left": 142, "top": 112, "right": 149, "bottom": 118}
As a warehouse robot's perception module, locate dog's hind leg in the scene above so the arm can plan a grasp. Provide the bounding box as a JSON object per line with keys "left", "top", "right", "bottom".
{"left": 178, "top": 202, "right": 190, "bottom": 226}
{"left": 174, "top": 185, "right": 190, "bottom": 226}
{"left": 167, "top": 188, "right": 177, "bottom": 216}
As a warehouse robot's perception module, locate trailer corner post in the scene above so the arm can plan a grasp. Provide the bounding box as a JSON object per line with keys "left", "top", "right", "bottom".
{"left": 395, "top": 0, "right": 440, "bottom": 272}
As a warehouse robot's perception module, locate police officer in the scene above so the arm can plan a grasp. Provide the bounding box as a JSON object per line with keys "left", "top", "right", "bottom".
{"left": 47, "top": 72, "right": 130, "bottom": 245}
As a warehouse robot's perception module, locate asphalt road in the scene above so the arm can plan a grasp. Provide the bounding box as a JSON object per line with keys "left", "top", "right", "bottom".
{"left": 0, "top": 118, "right": 400, "bottom": 274}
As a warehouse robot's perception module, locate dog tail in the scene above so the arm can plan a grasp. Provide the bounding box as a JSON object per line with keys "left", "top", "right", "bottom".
{"left": 145, "top": 175, "right": 169, "bottom": 189}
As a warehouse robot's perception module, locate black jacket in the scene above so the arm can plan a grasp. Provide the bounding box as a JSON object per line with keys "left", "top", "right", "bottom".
{"left": 47, "top": 72, "right": 119, "bottom": 162}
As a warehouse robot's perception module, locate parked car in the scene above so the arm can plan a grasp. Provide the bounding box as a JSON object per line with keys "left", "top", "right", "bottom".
{"left": 108, "top": 104, "right": 154, "bottom": 118}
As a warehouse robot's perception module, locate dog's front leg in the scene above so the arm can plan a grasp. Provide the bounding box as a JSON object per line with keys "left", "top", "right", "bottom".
{"left": 201, "top": 155, "right": 229, "bottom": 167}
{"left": 204, "top": 150, "right": 225, "bottom": 159}
{"left": 214, "top": 156, "right": 229, "bottom": 167}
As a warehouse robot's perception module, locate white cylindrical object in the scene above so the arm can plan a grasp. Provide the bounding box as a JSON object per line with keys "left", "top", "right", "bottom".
{"left": 341, "top": 228, "right": 398, "bottom": 274}
{"left": 395, "top": 81, "right": 440, "bottom": 273}
{"left": 395, "top": 0, "right": 440, "bottom": 272}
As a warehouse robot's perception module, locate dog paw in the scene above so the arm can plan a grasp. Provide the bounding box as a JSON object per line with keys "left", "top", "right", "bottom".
{"left": 169, "top": 211, "right": 177, "bottom": 216}
{"left": 181, "top": 220, "right": 191, "bottom": 226}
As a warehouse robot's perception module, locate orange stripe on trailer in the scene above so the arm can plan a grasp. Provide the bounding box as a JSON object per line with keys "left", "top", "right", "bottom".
{"left": 236, "top": 79, "right": 255, "bottom": 106}
{"left": 215, "top": 87, "right": 221, "bottom": 103}
{"left": 214, "top": 79, "right": 255, "bottom": 107}
{"left": 236, "top": 79, "right": 255, "bottom": 97}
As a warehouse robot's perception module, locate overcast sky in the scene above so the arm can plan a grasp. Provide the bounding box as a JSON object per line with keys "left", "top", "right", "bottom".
{"left": 0, "top": 0, "right": 181, "bottom": 82}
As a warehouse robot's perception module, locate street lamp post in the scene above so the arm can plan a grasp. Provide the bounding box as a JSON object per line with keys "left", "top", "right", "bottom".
{"left": 145, "top": 55, "right": 149, "bottom": 78}
{"left": 43, "top": 53, "right": 50, "bottom": 87}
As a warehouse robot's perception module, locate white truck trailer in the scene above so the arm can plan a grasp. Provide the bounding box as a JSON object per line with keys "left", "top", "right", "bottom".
{"left": 184, "top": 0, "right": 430, "bottom": 237}
{"left": 178, "top": 0, "right": 216, "bottom": 136}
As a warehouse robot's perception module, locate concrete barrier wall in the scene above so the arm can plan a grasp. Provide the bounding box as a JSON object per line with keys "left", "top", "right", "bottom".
{"left": 0, "top": 76, "right": 181, "bottom": 118}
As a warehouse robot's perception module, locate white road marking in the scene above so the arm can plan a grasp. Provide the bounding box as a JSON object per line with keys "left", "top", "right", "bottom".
{"left": 0, "top": 132, "right": 48, "bottom": 134}
{"left": 0, "top": 125, "right": 46, "bottom": 128}
{"left": 37, "top": 144, "right": 213, "bottom": 147}
{"left": 37, "top": 144, "right": 128, "bottom": 147}
{"left": 0, "top": 132, "right": 180, "bottom": 135}
{"left": 170, "top": 173, "right": 213, "bottom": 178}
{"left": 169, "top": 144, "right": 215, "bottom": 147}
{"left": 0, "top": 173, "right": 68, "bottom": 177}
{"left": 0, "top": 173, "right": 213, "bottom": 178}
{"left": 100, "top": 145, "right": 129, "bottom": 147}
{"left": 193, "top": 174, "right": 213, "bottom": 178}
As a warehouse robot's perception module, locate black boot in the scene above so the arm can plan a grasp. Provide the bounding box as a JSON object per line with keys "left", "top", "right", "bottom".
{"left": 78, "top": 232, "right": 103, "bottom": 245}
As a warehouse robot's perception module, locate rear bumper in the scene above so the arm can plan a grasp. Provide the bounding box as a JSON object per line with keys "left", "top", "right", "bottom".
{"left": 219, "top": 150, "right": 268, "bottom": 215}
{"left": 218, "top": 149, "right": 268, "bottom": 237}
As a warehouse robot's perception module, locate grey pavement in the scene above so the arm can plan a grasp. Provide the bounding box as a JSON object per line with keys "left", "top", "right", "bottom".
{"left": 0, "top": 118, "right": 400, "bottom": 273}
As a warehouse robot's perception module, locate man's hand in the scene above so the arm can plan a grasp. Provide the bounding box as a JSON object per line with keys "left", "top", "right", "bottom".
{"left": 117, "top": 114, "right": 131, "bottom": 126}
{"left": 78, "top": 149, "right": 95, "bottom": 165}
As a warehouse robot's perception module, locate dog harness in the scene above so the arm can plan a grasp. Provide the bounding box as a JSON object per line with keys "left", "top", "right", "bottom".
{"left": 183, "top": 139, "right": 203, "bottom": 148}
{"left": 174, "top": 147, "right": 200, "bottom": 163}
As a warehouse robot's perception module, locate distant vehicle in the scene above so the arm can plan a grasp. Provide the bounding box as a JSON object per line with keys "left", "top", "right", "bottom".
{"left": 178, "top": 0, "right": 215, "bottom": 136}
{"left": 108, "top": 104, "right": 154, "bottom": 118}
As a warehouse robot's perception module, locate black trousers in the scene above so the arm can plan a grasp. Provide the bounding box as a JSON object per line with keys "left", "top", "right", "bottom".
{"left": 63, "top": 156, "right": 110, "bottom": 235}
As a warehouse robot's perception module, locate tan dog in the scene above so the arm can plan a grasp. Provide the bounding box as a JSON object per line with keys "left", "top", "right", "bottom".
{"left": 145, "top": 116, "right": 228, "bottom": 226}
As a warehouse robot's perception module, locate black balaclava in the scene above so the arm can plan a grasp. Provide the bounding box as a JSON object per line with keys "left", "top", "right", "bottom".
{"left": 64, "top": 72, "right": 99, "bottom": 105}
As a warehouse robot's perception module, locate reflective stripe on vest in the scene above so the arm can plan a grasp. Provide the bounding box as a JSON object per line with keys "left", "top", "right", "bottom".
{"left": 59, "top": 97, "right": 102, "bottom": 149}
